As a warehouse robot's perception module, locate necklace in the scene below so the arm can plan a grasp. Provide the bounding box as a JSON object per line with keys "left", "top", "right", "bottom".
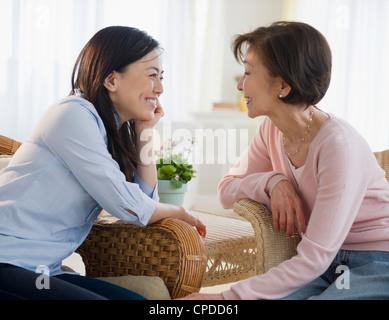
{"left": 283, "top": 108, "right": 314, "bottom": 157}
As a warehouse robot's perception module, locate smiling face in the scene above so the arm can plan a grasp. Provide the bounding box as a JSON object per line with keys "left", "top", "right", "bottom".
{"left": 237, "top": 48, "right": 288, "bottom": 118}
{"left": 104, "top": 49, "right": 164, "bottom": 124}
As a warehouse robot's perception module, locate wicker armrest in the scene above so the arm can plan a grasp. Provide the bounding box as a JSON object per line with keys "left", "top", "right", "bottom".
{"left": 76, "top": 217, "right": 207, "bottom": 299}
{"left": 0, "top": 135, "right": 22, "bottom": 155}
{"left": 374, "top": 150, "right": 389, "bottom": 181}
{"left": 233, "top": 198, "right": 301, "bottom": 273}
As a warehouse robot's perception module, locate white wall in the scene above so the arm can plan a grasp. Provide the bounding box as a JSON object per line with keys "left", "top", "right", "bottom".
{"left": 186, "top": 0, "right": 284, "bottom": 212}
{"left": 220, "top": 0, "right": 284, "bottom": 104}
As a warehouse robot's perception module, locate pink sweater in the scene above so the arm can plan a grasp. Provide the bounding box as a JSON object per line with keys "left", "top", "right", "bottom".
{"left": 218, "top": 115, "right": 389, "bottom": 300}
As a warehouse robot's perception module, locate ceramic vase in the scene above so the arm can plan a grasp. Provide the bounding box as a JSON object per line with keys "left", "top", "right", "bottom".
{"left": 157, "top": 180, "right": 188, "bottom": 206}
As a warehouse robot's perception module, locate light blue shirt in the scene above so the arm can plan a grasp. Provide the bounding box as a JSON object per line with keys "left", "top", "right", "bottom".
{"left": 0, "top": 94, "right": 158, "bottom": 275}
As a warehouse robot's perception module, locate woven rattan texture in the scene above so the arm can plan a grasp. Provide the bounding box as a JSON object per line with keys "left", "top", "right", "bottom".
{"left": 0, "top": 135, "right": 22, "bottom": 155}
{"left": 374, "top": 150, "right": 389, "bottom": 182}
{"left": 76, "top": 218, "right": 207, "bottom": 299}
{"left": 233, "top": 199, "right": 301, "bottom": 273}
{"left": 197, "top": 211, "right": 258, "bottom": 287}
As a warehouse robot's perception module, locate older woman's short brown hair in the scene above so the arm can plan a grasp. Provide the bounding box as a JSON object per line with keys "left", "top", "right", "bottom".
{"left": 233, "top": 21, "right": 332, "bottom": 107}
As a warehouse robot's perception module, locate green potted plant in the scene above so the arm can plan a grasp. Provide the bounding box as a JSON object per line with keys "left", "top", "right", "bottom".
{"left": 155, "top": 137, "right": 196, "bottom": 206}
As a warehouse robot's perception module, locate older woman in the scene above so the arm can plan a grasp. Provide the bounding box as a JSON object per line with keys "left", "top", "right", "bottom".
{"left": 181, "top": 21, "right": 389, "bottom": 300}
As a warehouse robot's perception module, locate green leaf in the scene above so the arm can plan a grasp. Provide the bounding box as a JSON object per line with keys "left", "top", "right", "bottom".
{"left": 157, "top": 165, "right": 176, "bottom": 180}
{"left": 171, "top": 154, "right": 185, "bottom": 165}
{"left": 170, "top": 177, "right": 183, "bottom": 188}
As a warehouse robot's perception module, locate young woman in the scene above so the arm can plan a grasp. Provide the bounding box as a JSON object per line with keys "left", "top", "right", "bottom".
{"left": 0, "top": 26, "right": 205, "bottom": 300}
{"left": 180, "top": 21, "right": 389, "bottom": 300}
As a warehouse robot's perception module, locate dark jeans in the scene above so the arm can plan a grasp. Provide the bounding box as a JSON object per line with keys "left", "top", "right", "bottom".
{"left": 0, "top": 263, "right": 146, "bottom": 300}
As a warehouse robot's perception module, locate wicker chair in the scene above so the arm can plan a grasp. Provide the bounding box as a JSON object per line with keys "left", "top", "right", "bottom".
{"left": 76, "top": 218, "right": 207, "bottom": 299}
{"left": 0, "top": 135, "right": 207, "bottom": 299}
{"left": 233, "top": 149, "right": 389, "bottom": 273}
{"left": 0, "top": 135, "right": 22, "bottom": 155}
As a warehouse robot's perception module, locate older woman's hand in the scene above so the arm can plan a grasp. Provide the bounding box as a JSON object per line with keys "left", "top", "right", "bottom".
{"left": 270, "top": 180, "right": 306, "bottom": 237}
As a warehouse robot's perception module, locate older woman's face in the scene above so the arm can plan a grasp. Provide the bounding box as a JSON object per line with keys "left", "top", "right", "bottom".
{"left": 237, "top": 48, "right": 280, "bottom": 118}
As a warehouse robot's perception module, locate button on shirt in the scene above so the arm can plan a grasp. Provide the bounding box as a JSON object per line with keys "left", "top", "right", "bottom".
{"left": 0, "top": 95, "right": 158, "bottom": 275}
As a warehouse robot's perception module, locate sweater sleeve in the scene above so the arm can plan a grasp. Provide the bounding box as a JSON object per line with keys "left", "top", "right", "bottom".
{"left": 218, "top": 117, "right": 288, "bottom": 209}
{"left": 222, "top": 123, "right": 369, "bottom": 300}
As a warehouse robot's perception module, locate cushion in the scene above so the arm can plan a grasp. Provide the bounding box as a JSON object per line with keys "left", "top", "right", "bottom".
{"left": 0, "top": 155, "right": 12, "bottom": 170}
{"left": 61, "top": 263, "right": 171, "bottom": 300}
{"left": 97, "top": 275, "right": 171, "bottom": 300}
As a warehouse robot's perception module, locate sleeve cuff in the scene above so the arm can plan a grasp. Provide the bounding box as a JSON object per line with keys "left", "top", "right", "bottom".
{"left": 265, "top": 173, "right": 288, "bottom": 197}
{"left": 132, "top": 194, "right": 156, "bottom": 226}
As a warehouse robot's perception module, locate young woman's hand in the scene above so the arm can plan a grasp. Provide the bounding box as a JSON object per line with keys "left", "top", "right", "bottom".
{"left": 183, "top": 210, "right": 207, "bottom": 238}
{"left": 150, "top": 202, "right": 207, "bottom": 238}
{"left": 134, "top": 99, "right": 163, "bottom": 187}
{"left": 270, "top": 180, "right": 306, "bottom": 237}
{"left": 135, "top": 99, "right": 164, "bottom": 133}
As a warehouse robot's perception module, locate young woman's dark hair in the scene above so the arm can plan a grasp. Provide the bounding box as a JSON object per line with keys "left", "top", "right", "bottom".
{"left": 233, "top": 21, "right": 332, "bottom": 108}
{"left": 71, "top": 26, "right": 160, "bottom": 181}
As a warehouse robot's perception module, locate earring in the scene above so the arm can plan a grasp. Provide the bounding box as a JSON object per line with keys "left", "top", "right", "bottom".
{"left": 279, "top": 94, "right": 283, "bottom": 98}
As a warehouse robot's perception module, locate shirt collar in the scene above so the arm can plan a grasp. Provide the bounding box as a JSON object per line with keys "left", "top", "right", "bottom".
{"left": 113, "top": 110, "right": 122, "bottom": 129}
{"left": 74, "top": 88, "right": 122, "bottom": 129}
{"left": 74, "top": 88, "right": 84, "bottom": 98}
